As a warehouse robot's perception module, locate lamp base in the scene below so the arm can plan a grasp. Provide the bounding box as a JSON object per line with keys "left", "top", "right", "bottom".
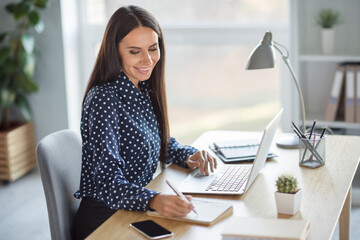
{"left": 276, "top": 134, "right": 299, "bottom": 149}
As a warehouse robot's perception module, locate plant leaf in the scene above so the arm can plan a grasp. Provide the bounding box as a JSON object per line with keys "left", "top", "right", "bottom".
{"left": 5, "top": 3, "right": 16, "bottom": 13}
{"left": 315, "top": 8, "right": 343, "bottom": 28}
{"left": 15, "top": 93, "right": 32, "bottom": 121}
{"left": 17, "top": 49, "right": 28, "bottom": 68}
{"left": 25, "top": 73, "right": 39, "bottom": 93}
{"left": 14, "top": 73, "right": 39, "bottom": 94}
{"left": 2, "top": 58, "right": 17, "bottom": 75}
{"left": 14, "top": 2, "right": 31, "bottom": 20}
{"left": 9, "top": 38, "right": 18, "bottom": 54}
{"left": 0, "top": 47, "right": 11, "bottom": 64}
{"left": 0, "top": 33, "right": 7, "bottom": 43}
{"left": 28, "top": 10, "right": 40, "bottom": 26}
{"left": 0, "top": 76, "right": 10, "bottom": 92}
{"left": 0, "top": 87, "right": 16, "bottom": 108}
{"left": 34, "top": 0, "right": 49, "bottom": 9}
{"left": 24, "top": 54, "right": 36, "bottom": 77}
{"left": 21, "top": 34, "right": 35, "bottom": 54}
{"left": 34, "top": 20, "right": 44, "bottom": 33}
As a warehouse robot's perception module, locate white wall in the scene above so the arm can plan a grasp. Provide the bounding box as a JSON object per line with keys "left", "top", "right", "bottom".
{"left": 0, "top": 0, "right": 69, "bottom": 142}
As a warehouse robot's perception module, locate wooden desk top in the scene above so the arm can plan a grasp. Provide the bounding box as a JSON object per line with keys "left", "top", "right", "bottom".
{"left": 87, "top": 131, "right": 360, "bottom": 240}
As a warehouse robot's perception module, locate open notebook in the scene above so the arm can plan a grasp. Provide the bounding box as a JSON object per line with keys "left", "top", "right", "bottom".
{"left": 147, "top": 198, "right": 233, "bottom": 225}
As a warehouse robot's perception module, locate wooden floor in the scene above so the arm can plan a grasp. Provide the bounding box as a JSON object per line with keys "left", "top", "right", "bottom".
{"left": 0, "top": 166, "right": 359, "bottom": 240}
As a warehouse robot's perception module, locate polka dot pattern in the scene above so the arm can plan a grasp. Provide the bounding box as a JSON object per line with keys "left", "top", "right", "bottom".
{"left": 74, "top": 72, "right": 198, "bottom": 211}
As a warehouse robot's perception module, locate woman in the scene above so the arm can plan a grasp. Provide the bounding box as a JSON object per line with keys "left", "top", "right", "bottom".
{"left": 72, "top": 5, "right": 217, "bottom": 239}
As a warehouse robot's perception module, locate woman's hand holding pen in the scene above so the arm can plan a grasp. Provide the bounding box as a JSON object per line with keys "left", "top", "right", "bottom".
{"left": 185, "top": 150, "right": 217, "bottom": 176}
{"left": 149, "top": 151, "right": 216, "bottom": 217}
{"left": 149, "top": 194, "right": 194, "bottom": 217}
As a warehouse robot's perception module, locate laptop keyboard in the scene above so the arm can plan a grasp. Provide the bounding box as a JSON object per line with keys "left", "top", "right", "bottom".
{"left": 205, "top": 165, "right": 251, "bottom": 192}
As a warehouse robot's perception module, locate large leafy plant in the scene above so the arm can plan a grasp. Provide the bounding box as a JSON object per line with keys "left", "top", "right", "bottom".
{"left": 0, "top": 0, "right": 50, "bottom": 130}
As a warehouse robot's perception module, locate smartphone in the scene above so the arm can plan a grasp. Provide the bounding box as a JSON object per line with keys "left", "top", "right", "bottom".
{"left": 130, "top": 220, "right": 173, "bottom": 239}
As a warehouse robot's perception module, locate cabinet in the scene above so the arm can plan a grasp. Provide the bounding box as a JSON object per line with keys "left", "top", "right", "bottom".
{"left": 290, "top": 0, "right": 360, "bottom": 134}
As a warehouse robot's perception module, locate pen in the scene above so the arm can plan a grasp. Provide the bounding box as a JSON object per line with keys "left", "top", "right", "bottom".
{"left": 313, "top": 126, "right": 327, "bottom": 153}
{"left": 308, "top": 119, "right": 317, "bottom": 139}
{"left": 291, "top": 121, "right": 306, "bottom": 138}
{"left": 291, "top": 125, "right": 308, "bottom": 142}
{"left": 291, "top": 125, "right": 302, "bottom": 138}
{"left": 311, "top": 126, "right": 327, "bottom": 164}
{"left": 166, "top": 179, "right": 198, "bottom": 215}
{"left": 310, "top": 133, "right": 316, "bottom": 161}
{"left": 319, "top": 126, "right": 327, "bottom": 138}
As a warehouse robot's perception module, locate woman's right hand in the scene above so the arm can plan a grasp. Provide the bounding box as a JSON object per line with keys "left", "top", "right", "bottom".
{"left": 149, "top": 194, "right": 194, "bottom": 218}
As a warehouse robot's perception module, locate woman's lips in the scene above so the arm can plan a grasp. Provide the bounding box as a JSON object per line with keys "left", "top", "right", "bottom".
{"left": 135, "top": 66, "right": 151, "bottom": 74}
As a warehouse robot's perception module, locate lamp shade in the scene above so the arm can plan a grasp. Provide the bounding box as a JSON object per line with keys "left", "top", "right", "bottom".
{"left": 246, "top": 32, "right": 276, "bottom": 70}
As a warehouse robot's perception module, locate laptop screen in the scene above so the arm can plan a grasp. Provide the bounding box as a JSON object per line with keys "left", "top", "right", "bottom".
{"left": 244, "top": 108, "right": 283, "bottom": 191}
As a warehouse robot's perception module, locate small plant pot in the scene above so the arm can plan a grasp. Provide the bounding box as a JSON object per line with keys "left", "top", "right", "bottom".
{"left": 322, "top": 28, "right": 334, "bottom": 54}
{"left": 274, "top": 189, "right": 302, "bottom": 215}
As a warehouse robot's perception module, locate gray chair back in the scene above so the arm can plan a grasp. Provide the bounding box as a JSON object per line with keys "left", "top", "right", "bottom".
{"left": 36, "top": 130, "right": 82, "bottom": 240}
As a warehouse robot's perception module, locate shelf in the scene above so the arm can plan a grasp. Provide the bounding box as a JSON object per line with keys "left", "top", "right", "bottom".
{"left": 299, "top": 54, "right": 360, "bottom": 62}
{"left": 290, "top": 0, "right": 360, "bottom": 135}
{"left": 305, "top": 120, "right": 360, "bottom": 130}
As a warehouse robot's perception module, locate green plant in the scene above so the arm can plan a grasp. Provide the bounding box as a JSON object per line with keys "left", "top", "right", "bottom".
{"left": 315, "top": 8, "right": 343, "bottom": 29}
{"left": 276, "top": 174, "right": 299, "bottom": 193}
{"left": 0, "top": 0, "right": 50, "bottom": 130}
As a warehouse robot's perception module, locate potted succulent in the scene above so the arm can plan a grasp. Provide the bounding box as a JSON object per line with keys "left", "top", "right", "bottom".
{"left": 274, "top": 174, "right": 302, "bottom": 215}
{"left": 0, "top": 0, "right": 50, "bottom": 181}
{"left": 314, "top": 8, "right": 343, "bottom": 54}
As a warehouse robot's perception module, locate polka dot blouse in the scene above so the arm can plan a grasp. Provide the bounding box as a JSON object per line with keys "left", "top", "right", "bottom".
{"left": 74, "top": 72, "right": 198, "bottom": 211}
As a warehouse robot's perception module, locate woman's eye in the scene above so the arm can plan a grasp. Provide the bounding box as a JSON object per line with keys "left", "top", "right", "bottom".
{"left": 149, "top": 48, "right": 158, "bottom": 52}
{"left": 130, "top": 51, "right": 139, "bottom": 55}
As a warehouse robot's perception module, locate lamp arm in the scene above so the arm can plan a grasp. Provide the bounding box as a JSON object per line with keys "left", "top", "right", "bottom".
{"left": 274, "top": 44, "right": 306, "bottom": 133}
{"left": 273, "top": 41, "right": 289, "bottom": 58}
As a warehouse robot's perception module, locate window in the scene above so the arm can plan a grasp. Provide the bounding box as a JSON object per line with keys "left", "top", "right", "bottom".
{"left": 84, "top": 0, "right": 288, "bottom": 25}
{"left": 80, "top": 0, "right": 289, "bottom": 144}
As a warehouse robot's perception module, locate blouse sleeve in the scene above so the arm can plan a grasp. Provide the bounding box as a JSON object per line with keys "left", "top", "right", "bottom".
{"left": 83, "top": 93, "right": 158, "bottom": 211}
{"left": 166, "top": 137, "right": 198, "bottom": 168}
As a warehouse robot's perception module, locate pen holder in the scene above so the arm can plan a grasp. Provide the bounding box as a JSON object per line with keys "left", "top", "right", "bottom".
{"left": 299, "top": 134, "right": 325, "bottom": 168}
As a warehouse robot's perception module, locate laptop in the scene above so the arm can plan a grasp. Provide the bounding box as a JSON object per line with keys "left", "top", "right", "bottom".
{"left": 179, "top": 108, "right": 283, "bottom": 195}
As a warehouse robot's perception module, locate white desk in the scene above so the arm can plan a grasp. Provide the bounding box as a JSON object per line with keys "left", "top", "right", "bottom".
{"left": 87, "top": 131, "right": 360, "bottom": 240}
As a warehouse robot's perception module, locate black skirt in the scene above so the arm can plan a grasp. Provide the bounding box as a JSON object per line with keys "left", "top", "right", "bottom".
{"left": 72, "top": 197, "right": 117, "bottom": 240}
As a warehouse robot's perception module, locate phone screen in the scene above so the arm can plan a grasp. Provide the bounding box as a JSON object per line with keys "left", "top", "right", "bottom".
{"left": 130, "top": 220, "right": 173, "bottom": 239}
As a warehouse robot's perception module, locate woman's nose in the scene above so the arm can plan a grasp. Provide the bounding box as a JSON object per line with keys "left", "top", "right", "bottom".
{"left": 140, "top": 52, "right": 152, "bottom": 65}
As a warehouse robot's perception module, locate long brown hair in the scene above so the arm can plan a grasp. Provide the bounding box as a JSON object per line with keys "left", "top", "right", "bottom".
{"left": 83, "top": 5, "right": 169, "bottom": 167}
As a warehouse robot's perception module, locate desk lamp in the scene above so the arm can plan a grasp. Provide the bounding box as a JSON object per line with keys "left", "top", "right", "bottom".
{"left": 246, "top": 31, "right": 306, "bottom": 148}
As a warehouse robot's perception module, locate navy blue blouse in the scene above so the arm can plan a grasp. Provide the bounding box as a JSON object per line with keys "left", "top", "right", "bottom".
{"left": 74, "top": 72, "right": 198, "bottom": 211}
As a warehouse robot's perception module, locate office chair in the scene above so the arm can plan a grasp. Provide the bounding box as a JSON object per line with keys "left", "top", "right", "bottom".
{"left": 36, "top": 130, "right": 82, "bottom": 240}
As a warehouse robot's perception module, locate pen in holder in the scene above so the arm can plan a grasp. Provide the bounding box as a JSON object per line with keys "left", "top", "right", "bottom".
{"left": 299, "top": 133, "right": 325, "bottom": 168}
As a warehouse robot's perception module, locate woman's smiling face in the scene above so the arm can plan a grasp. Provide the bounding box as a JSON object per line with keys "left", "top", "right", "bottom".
{"left": 118, "top": 26, "right": 160, "bottom": 89}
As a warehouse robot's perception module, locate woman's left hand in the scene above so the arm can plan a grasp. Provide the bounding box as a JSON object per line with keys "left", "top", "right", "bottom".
{"left": 185, "top": 150, "right": 217, "bottom": 176}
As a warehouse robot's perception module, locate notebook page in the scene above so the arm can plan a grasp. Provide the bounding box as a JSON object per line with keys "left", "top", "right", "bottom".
{"left": 147, "top": 198, "right": 233, "bottom": 225}
{"left": 186, "top": 199, "right": 232, "bottom": 222}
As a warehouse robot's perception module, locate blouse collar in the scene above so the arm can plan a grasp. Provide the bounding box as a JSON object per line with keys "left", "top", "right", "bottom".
{"left": 115, "top": 71, "right": 152, "bottom": 105}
